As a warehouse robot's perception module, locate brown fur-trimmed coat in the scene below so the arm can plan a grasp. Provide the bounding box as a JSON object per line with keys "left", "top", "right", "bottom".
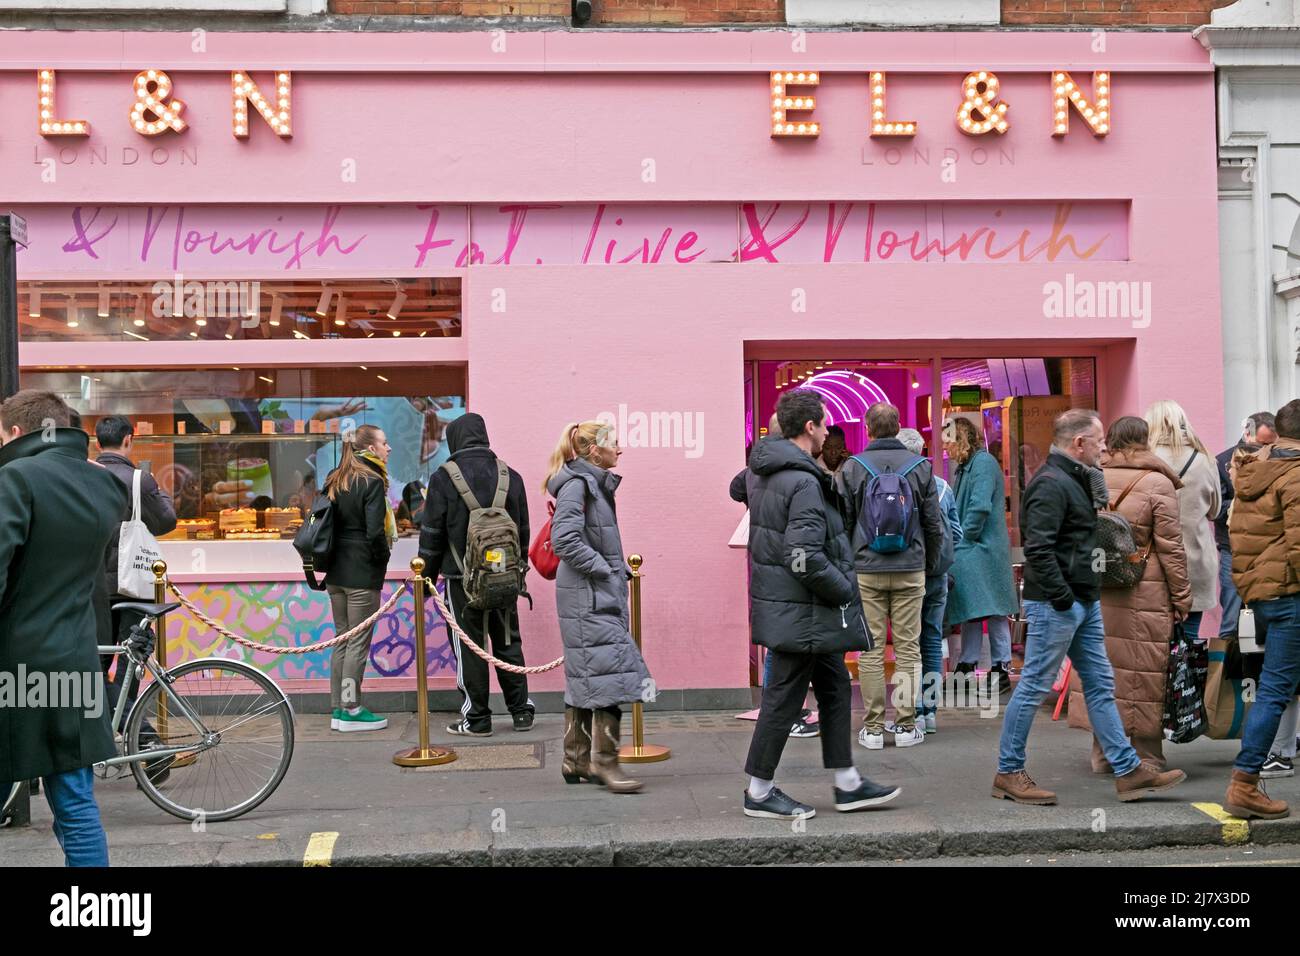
{"left": 1068, "top": 449, "right": 1192, "bottom": 741}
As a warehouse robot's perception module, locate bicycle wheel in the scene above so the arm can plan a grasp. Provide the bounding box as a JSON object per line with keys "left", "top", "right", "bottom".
{"left": 125, "top": 657, "right": 294, "bottom": 823}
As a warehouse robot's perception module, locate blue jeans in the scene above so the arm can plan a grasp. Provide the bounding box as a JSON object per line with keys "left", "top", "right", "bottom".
{"left": 997, "top": 599, "right": 1140, "bottom": 776}
{"left": 1235, "top": 594, "right": 1300, "bottom": 774}
{"left": 1184, "top": 610, "right": 1205, "bottom": 642}
{"left": 959, "top": 616, "right": 1011, "bottom": 667}
{"left": 1218, "top": 546, "right": 1242, "bottom": 638}
{"left": 45, "top": 768, "right": 109, "bottom": 867}
{"left": 918, "top": 575, "right": 948, "bottom": 717}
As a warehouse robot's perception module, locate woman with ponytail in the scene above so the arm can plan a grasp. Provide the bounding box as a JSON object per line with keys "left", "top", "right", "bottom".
{"left": 544, "top": 420, "right": 652, "bottom": 794}
{"left": 322, "top": 424, "right": 395, "bottom": 732}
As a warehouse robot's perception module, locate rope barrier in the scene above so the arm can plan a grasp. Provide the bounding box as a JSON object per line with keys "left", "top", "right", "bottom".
{"left": 162, "top": 572, "right": 564, "bottom": 673}
{"left": 424, "top": 578, "right": 567, "bottom": 675}
{"left": 166, "top": 580, "right": 409, "bottom": 655}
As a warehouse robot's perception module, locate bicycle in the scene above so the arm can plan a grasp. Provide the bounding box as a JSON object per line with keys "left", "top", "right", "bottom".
{"left": 4, "top": 600, "right": 296, "bottom": 826}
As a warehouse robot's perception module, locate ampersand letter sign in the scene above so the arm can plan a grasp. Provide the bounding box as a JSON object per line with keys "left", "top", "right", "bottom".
{"left": 130, "top": 69, "right": 187, "bottom": 136}
{"left": 956, "top": 70, "right": 1009, "bottom": 136}
{"left": 232, "top": 71, "right": 293, "bottom": 139}
{"left": 38, "top": 70, "right": 88, "bottom": 137}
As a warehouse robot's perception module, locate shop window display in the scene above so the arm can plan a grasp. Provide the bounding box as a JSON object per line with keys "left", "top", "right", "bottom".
{"left": 20, "top": 366, "right": 467, "bottom": 538}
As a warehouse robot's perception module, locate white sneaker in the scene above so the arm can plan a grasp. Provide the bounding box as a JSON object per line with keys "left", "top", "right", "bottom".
{"left": 858, "top": 728, "right": 884, "bottom": 750}
{"left": 895, "top": 725, "right": 925, "bottom": 748}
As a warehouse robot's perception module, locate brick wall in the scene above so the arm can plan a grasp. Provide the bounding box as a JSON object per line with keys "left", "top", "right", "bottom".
{"left": 1003, "top": 0, "right": 1238, "bottom": 27}
{"left": 328, "top": 0, "right": 1235, "bottom": 26}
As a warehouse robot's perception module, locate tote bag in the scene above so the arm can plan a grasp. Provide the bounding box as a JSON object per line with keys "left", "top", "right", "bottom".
{"left": 117, "top": 469, "right": 165, "bottom": 599}
{"left": 1205, "top": 637, "right": 1263, "bottom": 740}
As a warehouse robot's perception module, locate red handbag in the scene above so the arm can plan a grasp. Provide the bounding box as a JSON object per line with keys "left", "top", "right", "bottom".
{"left": 529, "top": 500, "right": 561, "bottom": 581}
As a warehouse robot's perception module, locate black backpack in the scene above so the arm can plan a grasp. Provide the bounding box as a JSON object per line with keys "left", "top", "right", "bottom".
{"left": 293, "top": 493, "right": 335, "bottom": 591}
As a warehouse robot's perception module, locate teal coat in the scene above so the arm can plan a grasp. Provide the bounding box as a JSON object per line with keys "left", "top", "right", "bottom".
{"left": 945, "top": 449, "right": 1018, "bottom": 625}
{"left": 0, "top": 429, "right": 124, "bottom": 782}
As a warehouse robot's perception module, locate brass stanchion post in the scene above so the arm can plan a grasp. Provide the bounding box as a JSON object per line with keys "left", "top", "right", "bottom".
{"left": 394, "top": 558, "right": 457, "bottom": 767}
{"left": 618, "top": 554, "right": 670, "bottom": 763}
{"left": 153, "top": 560, "right": 196, "bottom": 767}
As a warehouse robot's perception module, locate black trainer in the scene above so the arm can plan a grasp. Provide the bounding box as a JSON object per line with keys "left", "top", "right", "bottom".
{"left": 743, "top": 787, "right": 815, "bottom": 820}
{"left": 834, "top": 777, "right": 902, "bottom": 812}
{"left": 1261, "top": 753, "right": 1294, "bottom": 779}
{"left": 447, "top": 720, "right": 492, "bottom": 737}
{"left": 788, "top": 709, "right": 820, "bottom": 738}
{"left": 512, "top": 710, "right": 535, "bottom": 732}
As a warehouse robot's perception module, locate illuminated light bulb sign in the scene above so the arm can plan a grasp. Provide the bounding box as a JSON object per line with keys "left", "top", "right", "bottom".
{"left": 233, "top": 71, "right": 293, "bottom": 139}
{"left": 956, "top": 71, "right": 1009, "bottom": 136}
{"left": 130, "top": 70, "right": 187, "bottom": 136}
{"left": 37, "top": 70, "right": 88, "bottom": 137}
{"left": 869, "top": 72, "right": 916, "bottom": 138}
{"left": 1051, "top": 70, "right": 1110, "bottom": 137}
{"left": 770, "top": 70, "right": 820, "bottom": 138}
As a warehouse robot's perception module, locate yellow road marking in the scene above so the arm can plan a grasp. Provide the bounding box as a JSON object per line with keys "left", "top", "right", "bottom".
{"left": 1193, "top": 802, "right": 1250, "bottom": 845}
{"left": 256, "top": 833, "right": 278, "bottom": 840}
{"left": 303, "top": 831, "right": 339, "bottom": 866}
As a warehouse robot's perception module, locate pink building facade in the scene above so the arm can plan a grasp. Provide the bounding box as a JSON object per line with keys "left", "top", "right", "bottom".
{"left": 9, "top": 30, "right": 1222, "bottom": 708}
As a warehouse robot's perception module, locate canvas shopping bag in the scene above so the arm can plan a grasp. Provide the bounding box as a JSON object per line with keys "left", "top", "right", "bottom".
{"left": 117, "top": 469, "right": 164, "bottom": 600}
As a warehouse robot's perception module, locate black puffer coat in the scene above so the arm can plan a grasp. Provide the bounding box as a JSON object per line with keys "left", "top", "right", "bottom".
{"left": 744, "top": 437, "right": 871, "bottom": 654}
{"left": 326, "top": 455, "right": 392, "bottom": 591}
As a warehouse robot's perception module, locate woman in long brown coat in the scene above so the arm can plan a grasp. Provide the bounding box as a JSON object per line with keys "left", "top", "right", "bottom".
{"left": 1069, "top": 416, "right": 1192, "bottom": 770}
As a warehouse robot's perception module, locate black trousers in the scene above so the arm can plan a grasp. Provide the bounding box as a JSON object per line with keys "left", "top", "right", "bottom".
{"left": 744, "top": 649, "right": 852, "bottom": 780}
{"left": 446, "top": 580, "right": 532, "bottom": 728}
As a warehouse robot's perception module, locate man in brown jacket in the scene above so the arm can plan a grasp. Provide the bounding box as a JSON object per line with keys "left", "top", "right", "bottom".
{"left": 1225, "top": 399, "right": 1300, "bottom": 819}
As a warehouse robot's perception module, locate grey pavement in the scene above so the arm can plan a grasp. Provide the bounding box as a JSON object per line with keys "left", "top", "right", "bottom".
{"left": 4, "top": 704, "right": 1299, "bottom": 866}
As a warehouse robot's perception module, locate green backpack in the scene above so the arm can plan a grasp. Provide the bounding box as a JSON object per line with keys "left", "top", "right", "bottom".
{"left": 441, "top": 459, "right": 528, "bottom": 614}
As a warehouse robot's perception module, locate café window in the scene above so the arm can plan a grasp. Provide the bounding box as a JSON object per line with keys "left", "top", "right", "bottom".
{"left": 941, "top": 356, "right": 1097, "bottom": 547}
{"left": 18, "top": 277, "right": 461, "bottom": 343}
{"left": 20, "top": 365, "right": 466, "bottom": 541}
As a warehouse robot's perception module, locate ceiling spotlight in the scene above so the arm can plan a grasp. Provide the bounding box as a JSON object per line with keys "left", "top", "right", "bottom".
{"left": 97, "top": 284, "right": 111, "bottom": 318}
{"left": 315, "top": 286, "right": 332, "bottom": 317}
{"left": 195, "top": 317, "right": 207, "bottom": 327}
{"left": 133, "top": 295, "right": 147, "bottom": 327}
{"left": 66, "top": 302, "right": 78, "bottom": 329}
{"left": 269, "top": 293, "right": 283, "bottom": 326}
{"left": 334, "top": 295, "right": 347, "bottom": 327}
{"left": 28, "top": 285, "right": 40, "bottom": 318}
{"left": 387, "top": 288, "right": 406, "bottom": 321}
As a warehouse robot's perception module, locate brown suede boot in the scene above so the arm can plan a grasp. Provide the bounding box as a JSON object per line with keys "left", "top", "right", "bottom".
{"left": 589, "top": 708, "right": 643, "bottom": 794}
{"left": 1224, "top": 770, "right": 1290, "bottom": 820}
{"left": 1115, "top": 761, "right": 1186, "bottom": 802}
{"left": 560, "top": 707, "right": 594, "bottom": 784}
{"left": 991, "top": 770, "right": 1057, "bottom": 805}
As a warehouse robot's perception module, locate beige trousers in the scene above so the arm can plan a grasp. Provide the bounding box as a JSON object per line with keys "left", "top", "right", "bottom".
{"left": 856, "top": 570, "right": 926, "bottom": 734}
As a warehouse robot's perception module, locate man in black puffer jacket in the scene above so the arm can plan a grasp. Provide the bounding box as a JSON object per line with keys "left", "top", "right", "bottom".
{"left": 419, "top": 414, "right": 534, "bottom": 736}
{"left": 741, "top": 389, "right": 900, "bottom": 821}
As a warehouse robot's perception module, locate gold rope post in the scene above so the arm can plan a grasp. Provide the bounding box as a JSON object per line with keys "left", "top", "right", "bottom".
{"left": 151, "top": 561, "right": 169, "bottom": 742}
{"left": 394, "top": 558, "right": 457, "bottom": 767}
{"left": 618, "top": 554, "right": 670, "bottom": 763}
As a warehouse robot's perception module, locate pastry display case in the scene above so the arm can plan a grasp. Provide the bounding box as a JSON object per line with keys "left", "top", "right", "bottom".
{"left": 131, "top": 433, "right": 340, "bottom": 542}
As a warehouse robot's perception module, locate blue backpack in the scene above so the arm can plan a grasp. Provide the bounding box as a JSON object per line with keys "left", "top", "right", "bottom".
{"left": 851, "top": 454, "right": 925, "bottom": 554}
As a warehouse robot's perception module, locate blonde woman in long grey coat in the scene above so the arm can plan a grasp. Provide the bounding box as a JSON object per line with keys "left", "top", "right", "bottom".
{"left": 544, "top": 420, "right": 652, "bottom": 794}
{"left": 1145, "top": 400, "right": 1221, "bottom": 640}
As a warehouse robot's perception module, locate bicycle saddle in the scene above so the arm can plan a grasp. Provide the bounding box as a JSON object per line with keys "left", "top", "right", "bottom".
{"left": 111, "top": 601, "right": 181, "bottom": 617}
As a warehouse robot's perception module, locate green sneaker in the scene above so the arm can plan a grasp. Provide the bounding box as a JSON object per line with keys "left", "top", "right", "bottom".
{"left": 337, "top": 707, "right": 389, "bottom": 732}
{"left": 330, "top": 708, "right": 342, "bottom": 731}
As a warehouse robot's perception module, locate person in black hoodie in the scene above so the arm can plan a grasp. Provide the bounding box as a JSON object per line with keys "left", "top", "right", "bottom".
{"left": 419, "top": 413, "right": 534, "bottom": 736}
{"left": 323, "top": 424, "right": 394, "bottom": 732}
{"left": 741, "top": 389, "right": 900, "bottom": 820}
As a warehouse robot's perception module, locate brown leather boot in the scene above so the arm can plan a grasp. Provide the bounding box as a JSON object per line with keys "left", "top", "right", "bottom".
{"left": 560, "top": 707, "right": 594, "bottom": 784}
{"left": 991, "top": 770, "right": 1057, "bottom": 805}
{"left": 1132, "top": 736, "right": 1167, "bottom": 771}
{"left": 1224, "top": 769, "right": 1290, "bottom": 820}
{"left": 1115, "top": 761, "right": 1186, "bottom": 801}
{"left": 589, "top": 708, "right": 643, "bottom": 794}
